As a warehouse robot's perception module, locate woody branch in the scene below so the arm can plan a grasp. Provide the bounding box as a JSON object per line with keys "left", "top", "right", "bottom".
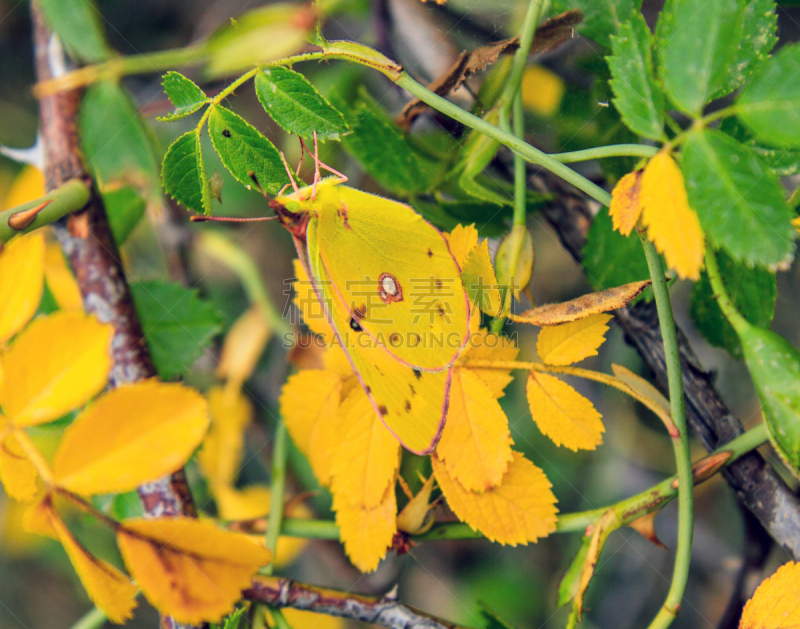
{"left": 31, "top": 5, "right": 201, "bottom": 628}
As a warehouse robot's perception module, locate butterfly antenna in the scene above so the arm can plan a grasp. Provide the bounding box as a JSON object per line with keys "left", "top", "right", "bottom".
{"left": 247, "top": 171, "right": 270, "bottom": 198}
{"left": 280, "top": 150, "right": 301, "bottom": 195}
{"left": 311, "top": 131, "right": 321, "bottom": 200}
{"left": 295, "top": 137, "right": 305, "bottom": 178}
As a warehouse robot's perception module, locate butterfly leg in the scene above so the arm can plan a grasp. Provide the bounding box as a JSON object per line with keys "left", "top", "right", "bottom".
{"left": 279, "top": 151, "right": 301, "bottom": 195}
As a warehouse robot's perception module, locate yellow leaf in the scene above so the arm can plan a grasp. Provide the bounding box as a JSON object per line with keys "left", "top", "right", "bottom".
{"left": 740, "top": 561, "right": 800, "bottom": 629}
{"left": 459, "top": 330, "right": 519, "bottom": 397}
{"left": 1, "top": 311, "right": 112, "bottom": 426}
{"left": 293, "top": 259, "right": 332, "bottom": 338}
{"left": 43, "top": 240, "right": 83, "bottom": 311}
{"left": 117, "top": 517, "right": 271, "bottom": 624}
{"left": 217, "top": 306, "right": 272, "bottom": 384}
{"left": 23, "top": 496, "right": 59, "bottom": 540}
{"left": 198, "top": 385, "right": 252, "bottom": 487}
{"left": 536, "top": 314, "right": 612, "bottom": 366}
{"left": 446, "top": 223, "right": 479, "bottom": 267}
{"left": 323, "top": 343, "right": 355, "bottom": 377}
{"left": 330, "top": 387, "right": 400, "bottom": 509}
{"left": 2, "top": 499, "right": 47, "bottom": 556}
{"left": 214, "top": 485, "right": 311, "bottom": 568}
{"left": 640, "top": 151, "right": 704, "bottom": 280}
{"left": 0, "top": 428, "right": 38, "bottom": 501}
{"left": 511, "top": 281, "right": 651, "bottom": 326}
{"left": 521, "top": 65, "right": 565, "bottom": 116}
{"left": 333, "top": 483, "right": 397, "bottom": 573}
{"left": 280, "top": 369, "right": 342, "bottom": 487}
{"left": 526, "top": 372, "right": 604, "bottom": 450}
{"left": 0, "top": 232, "right": 45, "bottom": 342}
{"left": 611, "top": 364, "right": 671, "bottom": 421}
{"left": 214, "top": 484, "right": 271, "bottom": 520}
{"left": 609, "top": 170, "right": 643, "bottom": 236}
{"left": 436, "top": 369, "right": 514, "bottom": 492}
{"left": 396, "top": 474, "right": 436, "bottom": 534}
{"left": 53, "top": 381, "right": 210, "bottom": 495}
{"left": 462, "top": 240, "right": 503, "bottom": 317}
{"left": 432, "top": 451, "right": 557, "bottom": 545}
{"left": 30, "top": 497, "right": 138, "bottom": 623}
{"left": 266, "top": 608, "right": 343, "bottom": 629}
{"left": 4, "top": 166, "right": 45, "bottom": 208}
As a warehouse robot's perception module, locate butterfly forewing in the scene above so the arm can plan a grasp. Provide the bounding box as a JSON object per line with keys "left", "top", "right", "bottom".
{"left": 302, "top": 216, "right": 451, "bottom": 454}
{"left": 311, "top": 184, "right": 469, "bottom": 372}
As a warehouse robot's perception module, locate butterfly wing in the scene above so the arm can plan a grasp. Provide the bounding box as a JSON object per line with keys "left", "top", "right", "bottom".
{"left": 311, "top": 184, "right": 469, "bottom": 372}
{"left": 301, "top": 215, "right": 452, "bottom": 455}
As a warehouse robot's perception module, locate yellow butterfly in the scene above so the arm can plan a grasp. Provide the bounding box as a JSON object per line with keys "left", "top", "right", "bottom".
{"left": 271, "top": 164, "right": 470, "bottom": 454}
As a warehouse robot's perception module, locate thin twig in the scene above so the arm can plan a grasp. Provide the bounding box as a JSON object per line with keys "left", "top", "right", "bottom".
{"left": 244, "top": 577, "right": 465, "bottom": 629}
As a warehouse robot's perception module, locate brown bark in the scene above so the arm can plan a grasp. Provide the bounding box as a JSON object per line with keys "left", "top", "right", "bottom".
{"left": 32, "top": 6, "right": 199, "bottom": 626}
{"left": 244, "top": 577, "right": 465, "bottom": 629}
{"left": 530, "top": 169, "right": 800, "bottom": 559}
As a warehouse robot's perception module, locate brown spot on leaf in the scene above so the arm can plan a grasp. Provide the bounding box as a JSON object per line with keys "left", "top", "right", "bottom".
{"left": 222, "top": 129, "right": 231, "bottom": 138}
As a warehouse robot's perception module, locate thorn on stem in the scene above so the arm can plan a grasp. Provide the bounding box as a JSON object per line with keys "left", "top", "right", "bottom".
{"left": 8, "top": 199, "right": 53, "bottom": 230}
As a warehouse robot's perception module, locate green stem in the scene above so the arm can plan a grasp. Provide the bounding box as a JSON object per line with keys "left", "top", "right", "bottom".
{"left": 498, "top": 0, "right": 549, "bottom": 119}
{"left": 511, "top": 93, "right": 527, "bottom": 228}
{"left": 195, "top": 231, "right": 291, "bottom": 335}
{"left": 69, "top": 606, "right": 108, "bottom": 629}
{"left": 276, "top": 424, "right": 766, "bottom": 541}
{"left": 396, "top": 73, "right": 611, "bottom": 206}
{"left": 0, "top": 178, "right": 91, "bottom": 243}
{"left": 264, "top": 419, "right": 288, "bottom": 575}
{"left": 640, "top": 235, "right": 694, "bottom": 629}
{"left": 704, "top": 245, "right": 747, "bottom": 329}
{"left": 551, "top": 144, "right": 659, "bottom": 163}
{"left": 268, "top": 607, "right": 292, "bottom": 629}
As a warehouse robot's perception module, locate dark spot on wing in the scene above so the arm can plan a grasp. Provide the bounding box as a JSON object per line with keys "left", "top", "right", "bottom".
{"left": 353, "top": 304, "right": 366, "bottom": 321}
{"left": 427, "top": 248, "right": 433, "bottom": 257}
{"left": 404, "top": 400, "right": 411, "bottom": 412}
{"left": 409, "top": 384, "right": 415, "bottom": 394}
{"left": 337, "top": 202, "right": 352, "bottom": 229}
{"left": 390, "top": 332, "right": 401, "bottom": 345}
{"left": 222, "top": 129, "right": 231, "bottom": 138}
{"left": 437, "top": 305, "right": 445, "bottom": 316}
{"left": 365, "top": 385, "right": 371, "bottom": 394}
{"left": 413, "top": 368, "right": 422, "bottom": 380}
{"left": 378, "top": 405, "right": 388, "bottom": 416}
{"left": 435, "top": 279, "right": 443, "bottom": 290}
{"left": 349, "top": 317, "right": 363, "bottom": 332}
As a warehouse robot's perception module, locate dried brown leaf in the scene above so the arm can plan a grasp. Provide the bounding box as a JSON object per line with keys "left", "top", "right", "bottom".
{"left": 511, "top": 280, "right": 652, "bottom": 326}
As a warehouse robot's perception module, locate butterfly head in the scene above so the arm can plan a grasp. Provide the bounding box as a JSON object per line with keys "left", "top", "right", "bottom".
{"left": 270, "top": 198, "right": 310, "bottom": 240}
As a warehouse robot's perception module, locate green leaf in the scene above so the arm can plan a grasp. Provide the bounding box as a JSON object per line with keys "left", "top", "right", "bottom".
{"left": 720, "top": 116, "right": 800, "bottom": 175}
{"left": 334, "top": 90, "right": 430, "bottom": 195}
{"left": 583, "top": 206, "right": 651, "bottom": 293}
{"left": 691, "top": 249, "right": 776, "bottom": 358}
{"left": 735, "top": 320, "right": 800, "bottom": 476}
{"left": 158, "top": 72, "right": 209, "bottom": 122}
{"left": 720, "top": 0, "right": 778, "bottom": 95}
{"left": 656, "top": 0, "right": 741, "bottom": 115}
{"left": 551, "top": 0, "right": 643, "bottom": 48}
{"left": 682, "top": 129, "right": 796, "bottom": 267}
{"left": 737, "top": 43, "right": 800, "bottom": 148}
{"left": 478, "top": 603, "right": 517, "bottom": 629}
{"left": 607, "top": 12, "right": 665, "bottom": 140}
{"left": 130, "top": 280, "right": 223, "bottom": 380}
{"left": 254, "top": 66, "right": 348, "bottom": 141}
{"left": 79, "top": 81, "right": 160, "bottom": 201}
{"left": 104, "top": 187, "right": 146, "bottom": 244}
{"left": 162, "top": 130, "right": 211, "bottom": 214}
{"left": 203, "top": 4, "right": 312, "bottom": 79}
{"left": 37, "top": 0, "right": 112, "bottom": 63}
{"left": 207, "top": 105, "right": 289, "bottom": 196}
{"left": 218, "top": 607, "right": 245, "bottom": 629}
